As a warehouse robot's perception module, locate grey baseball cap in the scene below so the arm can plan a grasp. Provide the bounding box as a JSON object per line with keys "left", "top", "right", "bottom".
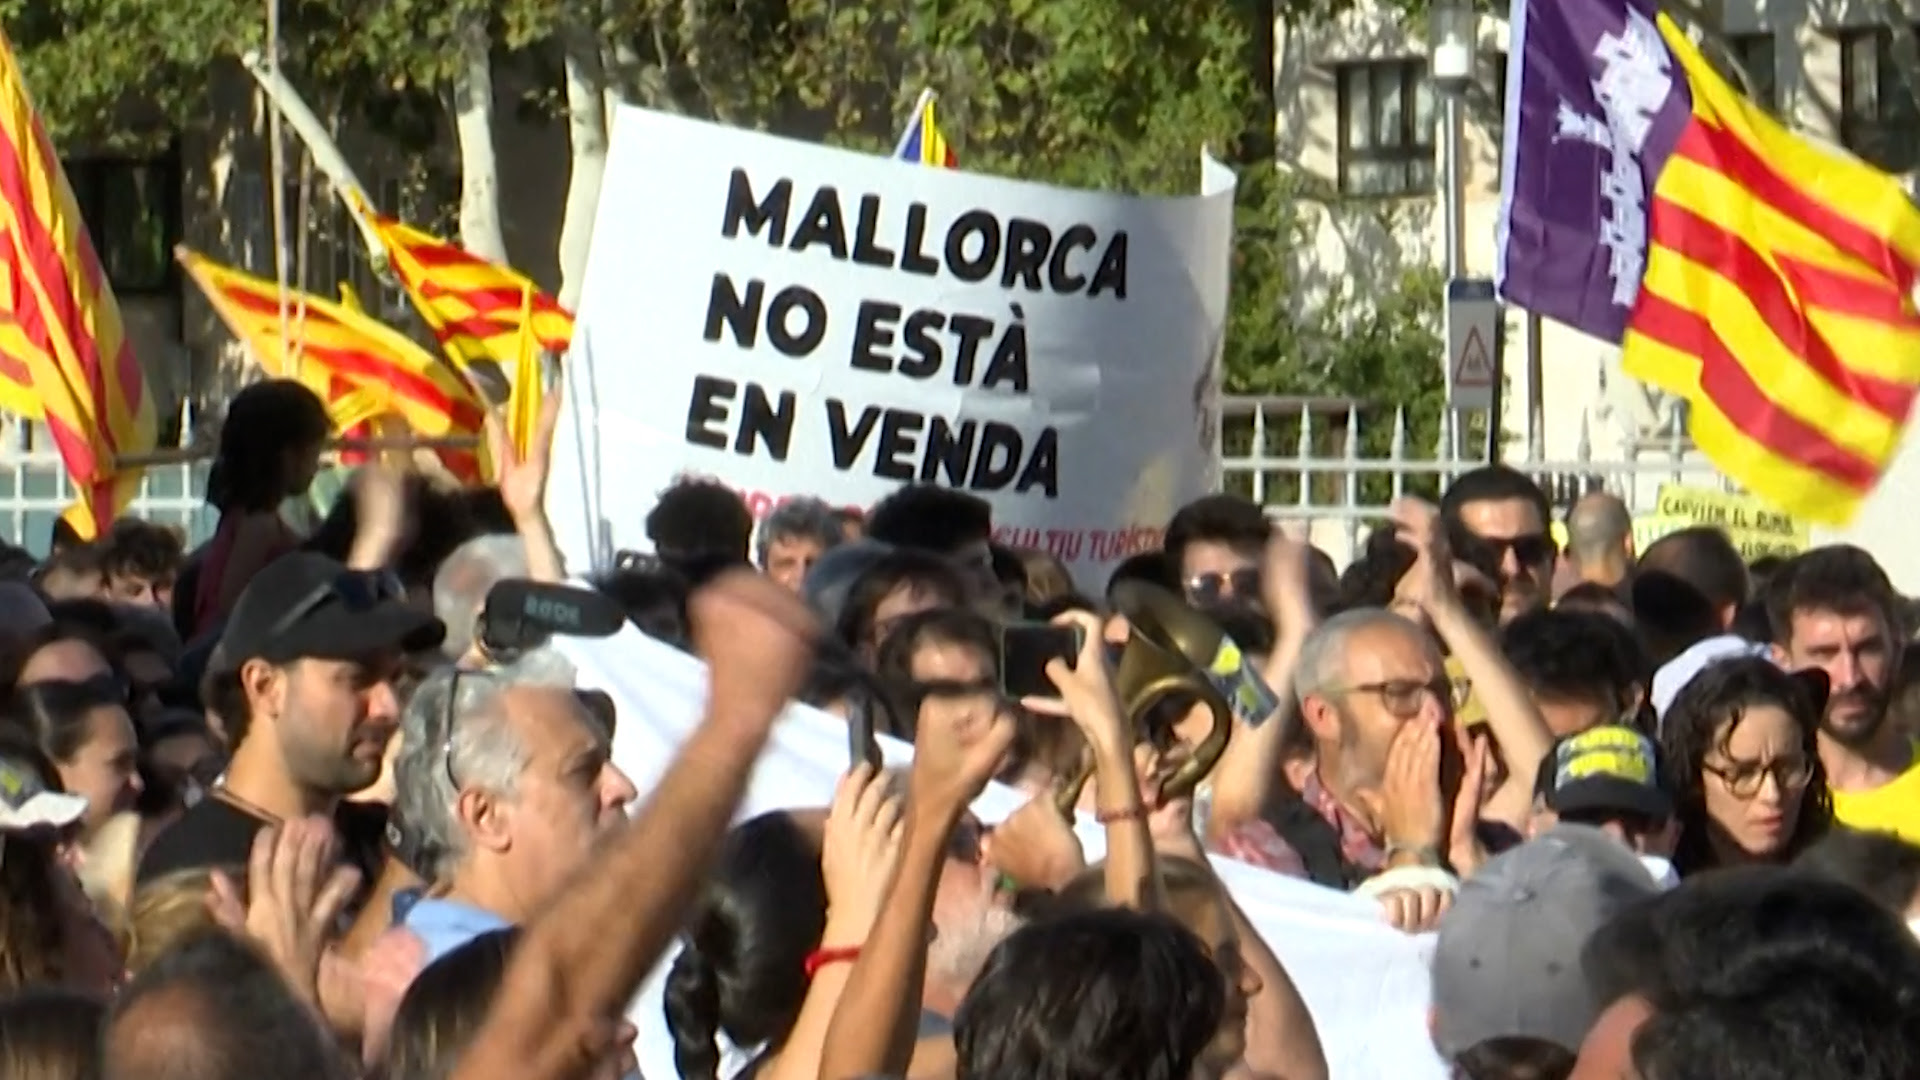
{"left": 801, "top": 539, "right": 894, "bottom": 628}
{"left": 1430, "top": 824, "right": 1660, "bottom": 1058}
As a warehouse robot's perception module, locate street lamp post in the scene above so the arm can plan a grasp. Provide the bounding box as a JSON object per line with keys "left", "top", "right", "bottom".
{"left": 1429, "top": 0, "right": 1477, "bottom": 460}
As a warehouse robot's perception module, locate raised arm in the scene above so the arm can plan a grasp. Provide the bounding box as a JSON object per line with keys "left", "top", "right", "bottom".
{"left": 1020, "top": 610, "right": 1156, "bottom": 910}
{"left": 1207, "top": 530, "right": 1318, "bottom": 842}
{"left": 1395, "top": 499, "right": 1553, "bottom": 788}
{"left": 452, "top": 571, "right": 817, "bottom": 1080}
{"left": 815, "top": 687, "right": 1018, "bottom": 1080}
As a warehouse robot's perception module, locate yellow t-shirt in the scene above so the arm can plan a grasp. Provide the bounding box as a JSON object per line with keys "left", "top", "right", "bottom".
{"left": 1831, "top": 749, "right": 1920, "bottom": 844}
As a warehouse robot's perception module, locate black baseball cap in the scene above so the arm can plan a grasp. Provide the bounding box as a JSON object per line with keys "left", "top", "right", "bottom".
{"left": 210, "top": 552, "right": 445, "bottom": 674}
{"left": 1535, "top": 725, "right": 1673, "bottom": 823}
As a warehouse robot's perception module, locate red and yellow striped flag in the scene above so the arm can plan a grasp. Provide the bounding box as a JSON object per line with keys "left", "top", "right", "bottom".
{"left": 0, "top": 29, "right": 157, "bottom": 538}
{"left": 1625, "top": 16, "right": 1920, "bottom": 524}
{"left": 177, "top": 247, "right": 491, "bottom": 480}
{"left": 355, "top": 199, "right": 573, "bottom": 375}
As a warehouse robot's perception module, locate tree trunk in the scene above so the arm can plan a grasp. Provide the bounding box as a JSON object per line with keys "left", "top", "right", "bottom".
{"left": 558, "top": 20, "right": 612, "bottom": 309}
{"left": 451, "top": 15, "right": 507, "bottom": 264}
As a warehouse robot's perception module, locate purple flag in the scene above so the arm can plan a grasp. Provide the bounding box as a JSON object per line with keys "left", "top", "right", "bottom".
{"left": 1494, "top": 0, "right": 1694, "bottom": 343}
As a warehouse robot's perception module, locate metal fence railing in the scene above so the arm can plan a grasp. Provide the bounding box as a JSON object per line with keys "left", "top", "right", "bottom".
{"left": 0, "top": 397, "right": 1723, "bottom": 561}
{"left": 1216, "top": 396, "right": 1726, "bottom": 563}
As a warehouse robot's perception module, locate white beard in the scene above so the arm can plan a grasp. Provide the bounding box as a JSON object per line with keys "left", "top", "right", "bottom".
{"left": 928, "top": 901, "right": 1023, "bottom": 988}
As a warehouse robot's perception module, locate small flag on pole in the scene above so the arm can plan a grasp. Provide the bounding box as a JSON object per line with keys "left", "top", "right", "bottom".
{"left": 893, "top": 89, "right": 958, "bottom": 168}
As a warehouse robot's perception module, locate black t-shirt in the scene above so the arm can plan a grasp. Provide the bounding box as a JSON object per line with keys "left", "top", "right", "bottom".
{"left": 137, "top": 793, "right": 390, "bottom": 913}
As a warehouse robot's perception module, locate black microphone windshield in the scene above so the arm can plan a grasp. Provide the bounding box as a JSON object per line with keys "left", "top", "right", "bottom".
{"left": 481, "top": 579, "right": 627, "bottom": 650}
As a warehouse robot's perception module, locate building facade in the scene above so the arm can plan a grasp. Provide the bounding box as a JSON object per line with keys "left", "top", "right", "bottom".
{"left": 1274, "top": 0, "right": 1920, "bottom": 466}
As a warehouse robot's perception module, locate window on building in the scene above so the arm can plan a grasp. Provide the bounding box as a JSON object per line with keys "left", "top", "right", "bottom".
{"left": 1717, "top": 33, "right": 1777, "bottom": 112}
{"left": 64, "top": 146, "right": 180, "bottom": 296}
{"left": 1336, "top": 59, "right": 1437, "bottom": 197}
{"left": 1838, "top": 26, "right": 1920, "bottom": 173}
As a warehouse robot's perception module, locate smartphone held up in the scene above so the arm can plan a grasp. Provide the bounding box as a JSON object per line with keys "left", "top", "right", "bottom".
{"left": 998, "top": 621, "right": 1084, "bottom": 699}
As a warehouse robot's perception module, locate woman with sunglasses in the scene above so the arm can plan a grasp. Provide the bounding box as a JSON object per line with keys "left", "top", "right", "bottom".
{"left": 1658, "top": 656, "right": 1834, "bottom": 876}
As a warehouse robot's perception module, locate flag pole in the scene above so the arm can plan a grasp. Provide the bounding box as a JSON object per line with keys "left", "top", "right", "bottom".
{"left": 114, "top": 434, "right": 482, "bottom": 468}
{"left": 239, "top": 49, "right": 391, "bottom": 274}
{"left": 892, "top": 88, "right": 936, "bottom": 159}
{"left": 264, "top": 0, "right": 293, "bottom": 379}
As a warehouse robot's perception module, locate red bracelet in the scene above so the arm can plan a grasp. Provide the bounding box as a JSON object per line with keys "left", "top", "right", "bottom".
{"left": 1096, "top": 803, "right": 1150, "bottom": 825}
{"left": 803, "top": 945, "right": 862, "bottom": 979}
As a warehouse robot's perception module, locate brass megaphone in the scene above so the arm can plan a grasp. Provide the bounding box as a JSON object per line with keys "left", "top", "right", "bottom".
{"left": 1051, "top": 582, "right": 1236, "bottom": 817}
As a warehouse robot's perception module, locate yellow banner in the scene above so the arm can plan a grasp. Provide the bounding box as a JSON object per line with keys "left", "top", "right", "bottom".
{"left": 1639, "top": 483, "right": 1811, "bottom": 561}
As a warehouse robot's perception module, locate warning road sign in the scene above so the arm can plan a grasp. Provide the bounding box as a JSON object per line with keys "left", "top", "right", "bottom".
{"left": 1456, "top": 327, "right": 1493, "bottom": 384}
{"left": 1445, "top": 277, "right": 1501, "bottom": 412}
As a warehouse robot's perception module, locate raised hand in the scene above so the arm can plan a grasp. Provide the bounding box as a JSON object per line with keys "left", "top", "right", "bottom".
{"left": 484, "top": 369, "right": 563, "bottom": 524}
{"left": 1018, "top": 609, "right": 1128, "bottom": 754}
{"left": 689, "top": 569, "right": 819, "bottom": 734}
{"left": 820, "top": 764, "right": 906, "bottom": 935}
{"left": 1360, "top": 717, "right": 1445, "bottom": 865}
{"left": 1259, "top": 527, "right": 1317, "bottom": 636}
{"left": 1388, "top": 497, "right": 1459, "bottom": 612}
{"left": 911, "top": 689, "right": 1017, "bottom": 823}
{"left": 984, "top": 794, "right": 1086, "bottom": 892}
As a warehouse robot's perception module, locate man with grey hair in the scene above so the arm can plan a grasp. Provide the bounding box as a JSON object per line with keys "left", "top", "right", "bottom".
{"left": 432, "top": 534, "right": 531, "bottom": 663}
{"left": 757, "top": 496, "right": 845, "bottom": 592}
{"left": 357, "top": 650, "right": 637, "bottom": 1062}
{"left": 1270, "top": 500, "right": 1556, "bottom": 932}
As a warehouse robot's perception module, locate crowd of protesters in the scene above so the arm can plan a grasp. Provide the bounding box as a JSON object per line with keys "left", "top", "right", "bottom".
{"left": 0, "top": 375, "right": 1915, "bottom": 1080}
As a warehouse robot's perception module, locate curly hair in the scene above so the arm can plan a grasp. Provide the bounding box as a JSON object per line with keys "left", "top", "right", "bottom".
{"left": 1658, "top": 657, "right": 1834, "bottom": 876}
{"left": 95, "top": 520, "right": 186, "bottom": 587}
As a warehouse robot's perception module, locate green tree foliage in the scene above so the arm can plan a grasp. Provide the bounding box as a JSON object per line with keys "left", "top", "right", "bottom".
{"left": 3, "top": 0, "right": 1445, "bottom": 499}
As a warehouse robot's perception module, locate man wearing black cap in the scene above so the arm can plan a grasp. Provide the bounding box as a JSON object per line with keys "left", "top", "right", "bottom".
{"left": 138, "top": 553, "right": 445, "bottom": 897}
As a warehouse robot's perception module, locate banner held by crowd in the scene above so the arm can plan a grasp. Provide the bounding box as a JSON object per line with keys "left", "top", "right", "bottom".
{"left": 551, "top": 107, "right": 1237, "bottom": 581}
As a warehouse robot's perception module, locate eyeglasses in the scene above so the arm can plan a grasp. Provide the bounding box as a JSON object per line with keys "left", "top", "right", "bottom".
{"left": 265, "top": 569, "right": 406, "bottom": 639}
{"left": 441, "top": 667, "right": 490, "bottom": 790}
{"left": 1334, "top": 677, "right": 1470, "bottom": 719}
{"left": 1185, "top": 568, "right": 1261, "bottom": 603}
{"left": 1456, "top": 532, "right": 1556, "bottom": 569}
{"left": 1704, "top": 755, "right": 1814, "bottom": 798}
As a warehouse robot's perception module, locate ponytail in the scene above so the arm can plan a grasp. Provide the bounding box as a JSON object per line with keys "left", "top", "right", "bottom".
{"left": 663, "top": 942, "right": 725, "bottom": 1080}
